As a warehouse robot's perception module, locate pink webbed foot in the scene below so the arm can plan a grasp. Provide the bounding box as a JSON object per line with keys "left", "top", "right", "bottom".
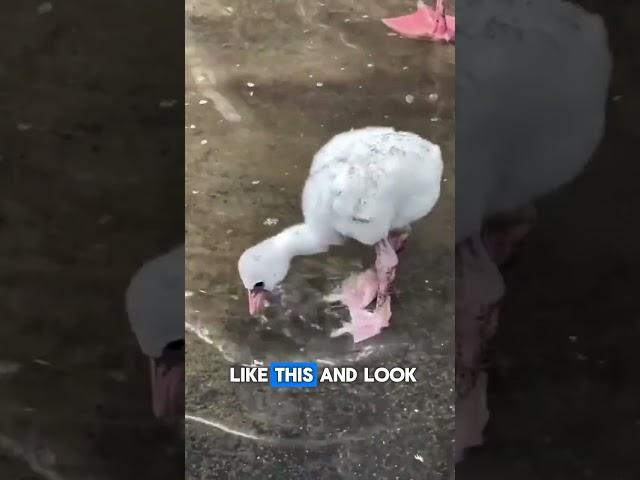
{"left": 341, "top": 269, "right": 379, "bottom": 310}
{"left": 334, "top": 275, "right": 391, "bottom": 343}
{"left": 348, "top": 296, "right": 392, "bottom": 343}
{"left": 382, "top": 0, "right": 455, "bottom": 43}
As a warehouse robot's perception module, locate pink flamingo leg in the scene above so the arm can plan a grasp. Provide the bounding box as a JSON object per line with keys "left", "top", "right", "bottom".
{"left": 455, "top": 215, "right": 534, "bottom": 461}
{"left": 374, "top": 238, "right": 399, "bottom": 314}
{"left": 150, "top": 356, "right": 184, "bottom": 420}
{"left": 388, "top": 228, "right": 411, "bottom": 255}
{"left": 339, "top": 231, "right": 410, "bottom": 342}
{"left": 341, "top": 230, "right": 410, "bottom": 310}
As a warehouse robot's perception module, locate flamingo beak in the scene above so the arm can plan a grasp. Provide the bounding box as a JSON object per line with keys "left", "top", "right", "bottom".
{"left": 248, "top": 286, "right": 270, "bottom": 316}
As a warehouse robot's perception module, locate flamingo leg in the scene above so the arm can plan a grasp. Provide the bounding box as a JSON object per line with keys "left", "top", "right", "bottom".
{"left": 371, "top": 229, "right": 411, "bottom": 307}
{"left": 150, "top": 351, "right": 185, "bottom": 420}
{"left": 388, "top": 228, "right": 411, "bottom": 254}
{"left": 374, "top": 238, "right": 399, "bottom": 309}
{"left": 336, "top": 231, "right": 411, "bottom": 342}
{"left": 341, "top": 229, "right": 410, "bottom": 311}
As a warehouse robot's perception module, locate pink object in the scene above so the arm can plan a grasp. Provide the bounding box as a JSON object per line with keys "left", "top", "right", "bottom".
{"left": 455, "top": 219, "right": 532, "bottom": 461}
{"left": 340, "top": 235, "right": 406, "bottom": 343}
{"left": 341, "top": 269, "right": 392, "bottom": 343}
{"left": 341, "top": 268, "right": 379, "bottom": 310}
{"left": 382, "top": 0, "right": 455, "bottom": 43}
{"left": 150, "top": 354, "right": 184, "bottom": 420}
{"left": 348, "top": 297, "right": 392, "bottom": 343}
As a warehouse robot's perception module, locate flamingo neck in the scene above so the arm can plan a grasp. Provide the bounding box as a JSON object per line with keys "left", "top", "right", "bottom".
{"left": 271, "top": 223, "right": 331, "bottom": 260}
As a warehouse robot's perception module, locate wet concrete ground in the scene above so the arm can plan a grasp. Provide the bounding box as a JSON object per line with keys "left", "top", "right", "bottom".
{"left": 185, "top": 1, "right": 454, "bottom": 478}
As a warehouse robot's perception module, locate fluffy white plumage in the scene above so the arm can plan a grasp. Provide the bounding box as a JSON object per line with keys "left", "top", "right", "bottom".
{"left": 238, "top": 127, "right": 443, "bottom": 292}
{"left": 455, "top": 0, "right": 611, "bottom": 242}
{"left": 303, "top": 127, "right": 443, "bottom": 245}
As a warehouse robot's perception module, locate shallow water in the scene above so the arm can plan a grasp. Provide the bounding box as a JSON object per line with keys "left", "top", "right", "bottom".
{"left": 185, "top": 0, "right": 455, "bottom": 478}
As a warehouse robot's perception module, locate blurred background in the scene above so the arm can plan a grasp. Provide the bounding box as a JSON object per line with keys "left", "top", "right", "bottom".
{"left": 0, "top": 1, "right": 183, "bottom": 479}
{"left": 457, "top": 1, "right": 640, "bottom": 478}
